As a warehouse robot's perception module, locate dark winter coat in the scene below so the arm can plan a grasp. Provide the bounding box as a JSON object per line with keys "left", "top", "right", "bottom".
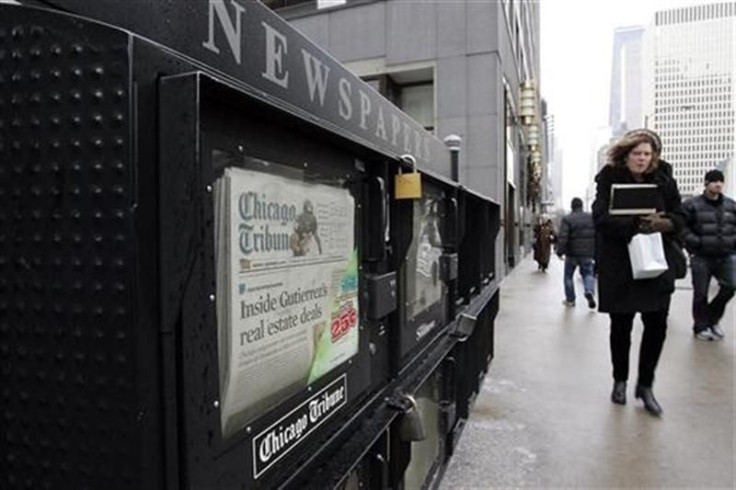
{"left": 533, "top": 221, "right": 556, "bottom": 267}
{"left": 592, "top": 164, "right": 685, "bottom": 314}
{"left": 681, "top": 193, "right": 736, "bottom": 257}
{"left": 556, "top": 210, "right": 595, "bottom": 258}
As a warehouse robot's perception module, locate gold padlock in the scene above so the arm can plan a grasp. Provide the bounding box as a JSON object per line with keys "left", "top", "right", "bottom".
{"left": 394, "top": 157, "right": 422, "bottom": 200}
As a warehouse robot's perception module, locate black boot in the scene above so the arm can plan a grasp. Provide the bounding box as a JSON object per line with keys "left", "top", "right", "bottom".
{"left": 635, "top": 385, "right": 662, "bottom": 416}
{"left": 611, "top": 381, "right": 627, "bottom": 405}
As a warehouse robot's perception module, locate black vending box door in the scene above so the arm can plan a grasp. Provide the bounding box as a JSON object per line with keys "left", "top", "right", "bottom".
{"left": 159, "top": 73, "right": 381, "bottom": 488}
{"left": 393, "top": 177, "right": 453, "bottom": 368}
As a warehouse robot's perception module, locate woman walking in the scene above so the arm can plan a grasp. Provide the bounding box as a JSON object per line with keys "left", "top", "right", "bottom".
{"left": 592, "top": 130, "right": 684, "bottom": 416}
{"left": 533, "top": 215, "right": 556, "bottom": 272}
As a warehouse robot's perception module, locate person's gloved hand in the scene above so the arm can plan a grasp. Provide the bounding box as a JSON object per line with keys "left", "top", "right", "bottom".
{"left": 639, "top": 212, "right": 674, "bottom": 233}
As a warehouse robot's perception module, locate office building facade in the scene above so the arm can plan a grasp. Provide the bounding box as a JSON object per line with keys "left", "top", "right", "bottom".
{"left": 645, "top": 2, "right": 736, "bottom": 196}
{"left": 267, "top": 0, "right": 542, "bottom": 271}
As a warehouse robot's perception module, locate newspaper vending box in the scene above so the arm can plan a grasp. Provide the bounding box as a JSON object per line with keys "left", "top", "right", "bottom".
{"left": 0, "top": 1, "right": 501, "bottom": 489}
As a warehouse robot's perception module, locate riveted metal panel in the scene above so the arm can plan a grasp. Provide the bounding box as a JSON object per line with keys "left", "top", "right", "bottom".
{"left": 0, "top": 7, "right": 137, "bottom": 490}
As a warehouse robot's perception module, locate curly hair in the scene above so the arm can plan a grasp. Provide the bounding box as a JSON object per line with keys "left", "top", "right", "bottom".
{"left": 607, "top": 131, "right": 660, "bottom": 173}
{"left": 623, "top": 128, "right": 662, "bottom": 155}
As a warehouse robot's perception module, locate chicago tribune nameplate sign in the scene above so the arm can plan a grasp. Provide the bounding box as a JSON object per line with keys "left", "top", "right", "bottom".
{"left": 252, "top": 375, "right": 347, "bottom": 479}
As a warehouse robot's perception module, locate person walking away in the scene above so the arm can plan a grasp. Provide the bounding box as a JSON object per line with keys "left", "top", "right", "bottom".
{"left": 556, "top": 197, "right": 596, "bottom": 308}
{"left": 533, "top": 216, "right": 555, "bottom": 272}
{"left": 681, "top": 169, "right": 736, "bottom": 341}
{"left": 592, "top": 130, "right": 685, "bottom": 416}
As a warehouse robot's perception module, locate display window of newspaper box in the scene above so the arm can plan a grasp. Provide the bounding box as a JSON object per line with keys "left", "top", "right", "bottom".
{"left": 159, "top": 76, "right": 380, "bottom": 487}
{"left": 396, "top": 179, "right": 451, "bottom": 363}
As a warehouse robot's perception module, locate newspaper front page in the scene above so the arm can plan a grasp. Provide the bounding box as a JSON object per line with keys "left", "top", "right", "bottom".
{"left": 215, "top": 167, "right": 358, "bottom": 437}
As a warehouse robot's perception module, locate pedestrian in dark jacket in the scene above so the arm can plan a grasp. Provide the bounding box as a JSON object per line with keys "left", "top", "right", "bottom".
{"left": 682, "top": 169, "right": 736, "bottom": 341}
{"left": 556, "top": 197, "right": 596, "bottom": 308}
{"left": 592, "top": 130, "right": 685, "bottom": 416}
{"left": 593, "top": 128, "right": 674, "bottom": 275}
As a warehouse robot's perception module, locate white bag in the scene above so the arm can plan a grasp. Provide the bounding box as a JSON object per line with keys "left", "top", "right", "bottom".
{"left": 628, "top": 232, "right": 668, "bottom": 279}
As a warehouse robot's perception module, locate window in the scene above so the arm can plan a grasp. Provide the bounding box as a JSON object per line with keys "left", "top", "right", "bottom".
{"left": 262, "top": 0, "right": 346, "bottom": 10}
{"left": 317, "top": 0, "right": 346, "bottom": 8}
{"left": 400, "top": 84, "right": 435, "bottom": 132}
{"left": 262, "top": 0, "right": 312, "bottom": 9}
{"left": 362, "top": 73, "right": 435, "bottom": 132}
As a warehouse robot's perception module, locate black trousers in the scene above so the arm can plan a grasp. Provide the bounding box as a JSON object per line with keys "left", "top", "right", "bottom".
{"left": 609, "top": 306, "right": 669, "bottom": 387}
{"left": 690, "top": 255, "right": 736, "bottom": 332}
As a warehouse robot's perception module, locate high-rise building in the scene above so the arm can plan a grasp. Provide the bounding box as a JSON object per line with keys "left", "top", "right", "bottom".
{"left": 644, "top": 2, "right": 736, "bottom": 196}
{"left": 609, "top": 26, "right": 645, "bottom": 137}
{"left": 542, "top": 107, "right": 560, "bottom": 211}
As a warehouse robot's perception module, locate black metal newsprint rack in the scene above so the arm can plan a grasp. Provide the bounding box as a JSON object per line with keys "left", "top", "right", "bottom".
{"left": 0, "top": 1, "right": 500, "bottom": 489}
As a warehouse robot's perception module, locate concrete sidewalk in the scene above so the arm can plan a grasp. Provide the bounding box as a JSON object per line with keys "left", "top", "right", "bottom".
{"left": 440, "top": 255, "right": 735, "bottom": 489}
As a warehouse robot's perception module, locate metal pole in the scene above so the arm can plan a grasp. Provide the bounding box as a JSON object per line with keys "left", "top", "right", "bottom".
{"left": 443, "top": 134, "right": 462, "bottom": 183}
{"left": 450, "top": 149, "right": 459, "bottom": 182}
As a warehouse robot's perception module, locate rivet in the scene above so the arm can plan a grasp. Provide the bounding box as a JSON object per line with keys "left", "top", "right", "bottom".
{"left": 213, "top": 400, "right": 219, "bottom": 408}
{"left": 209, "top": 294, "right": 216, "bottom": 302}
{"left": 206, "top": 185, "right": 213, "bottom": 193}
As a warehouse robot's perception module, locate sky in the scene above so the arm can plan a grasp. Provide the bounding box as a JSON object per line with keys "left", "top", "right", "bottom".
{"left": 540, "top": 0, "right": 717, "bottom": 207}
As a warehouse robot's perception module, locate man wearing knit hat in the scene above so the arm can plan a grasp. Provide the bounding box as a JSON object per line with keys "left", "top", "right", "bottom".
{"left": 682, "top": 169, "right": 736, "bottom": 341}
